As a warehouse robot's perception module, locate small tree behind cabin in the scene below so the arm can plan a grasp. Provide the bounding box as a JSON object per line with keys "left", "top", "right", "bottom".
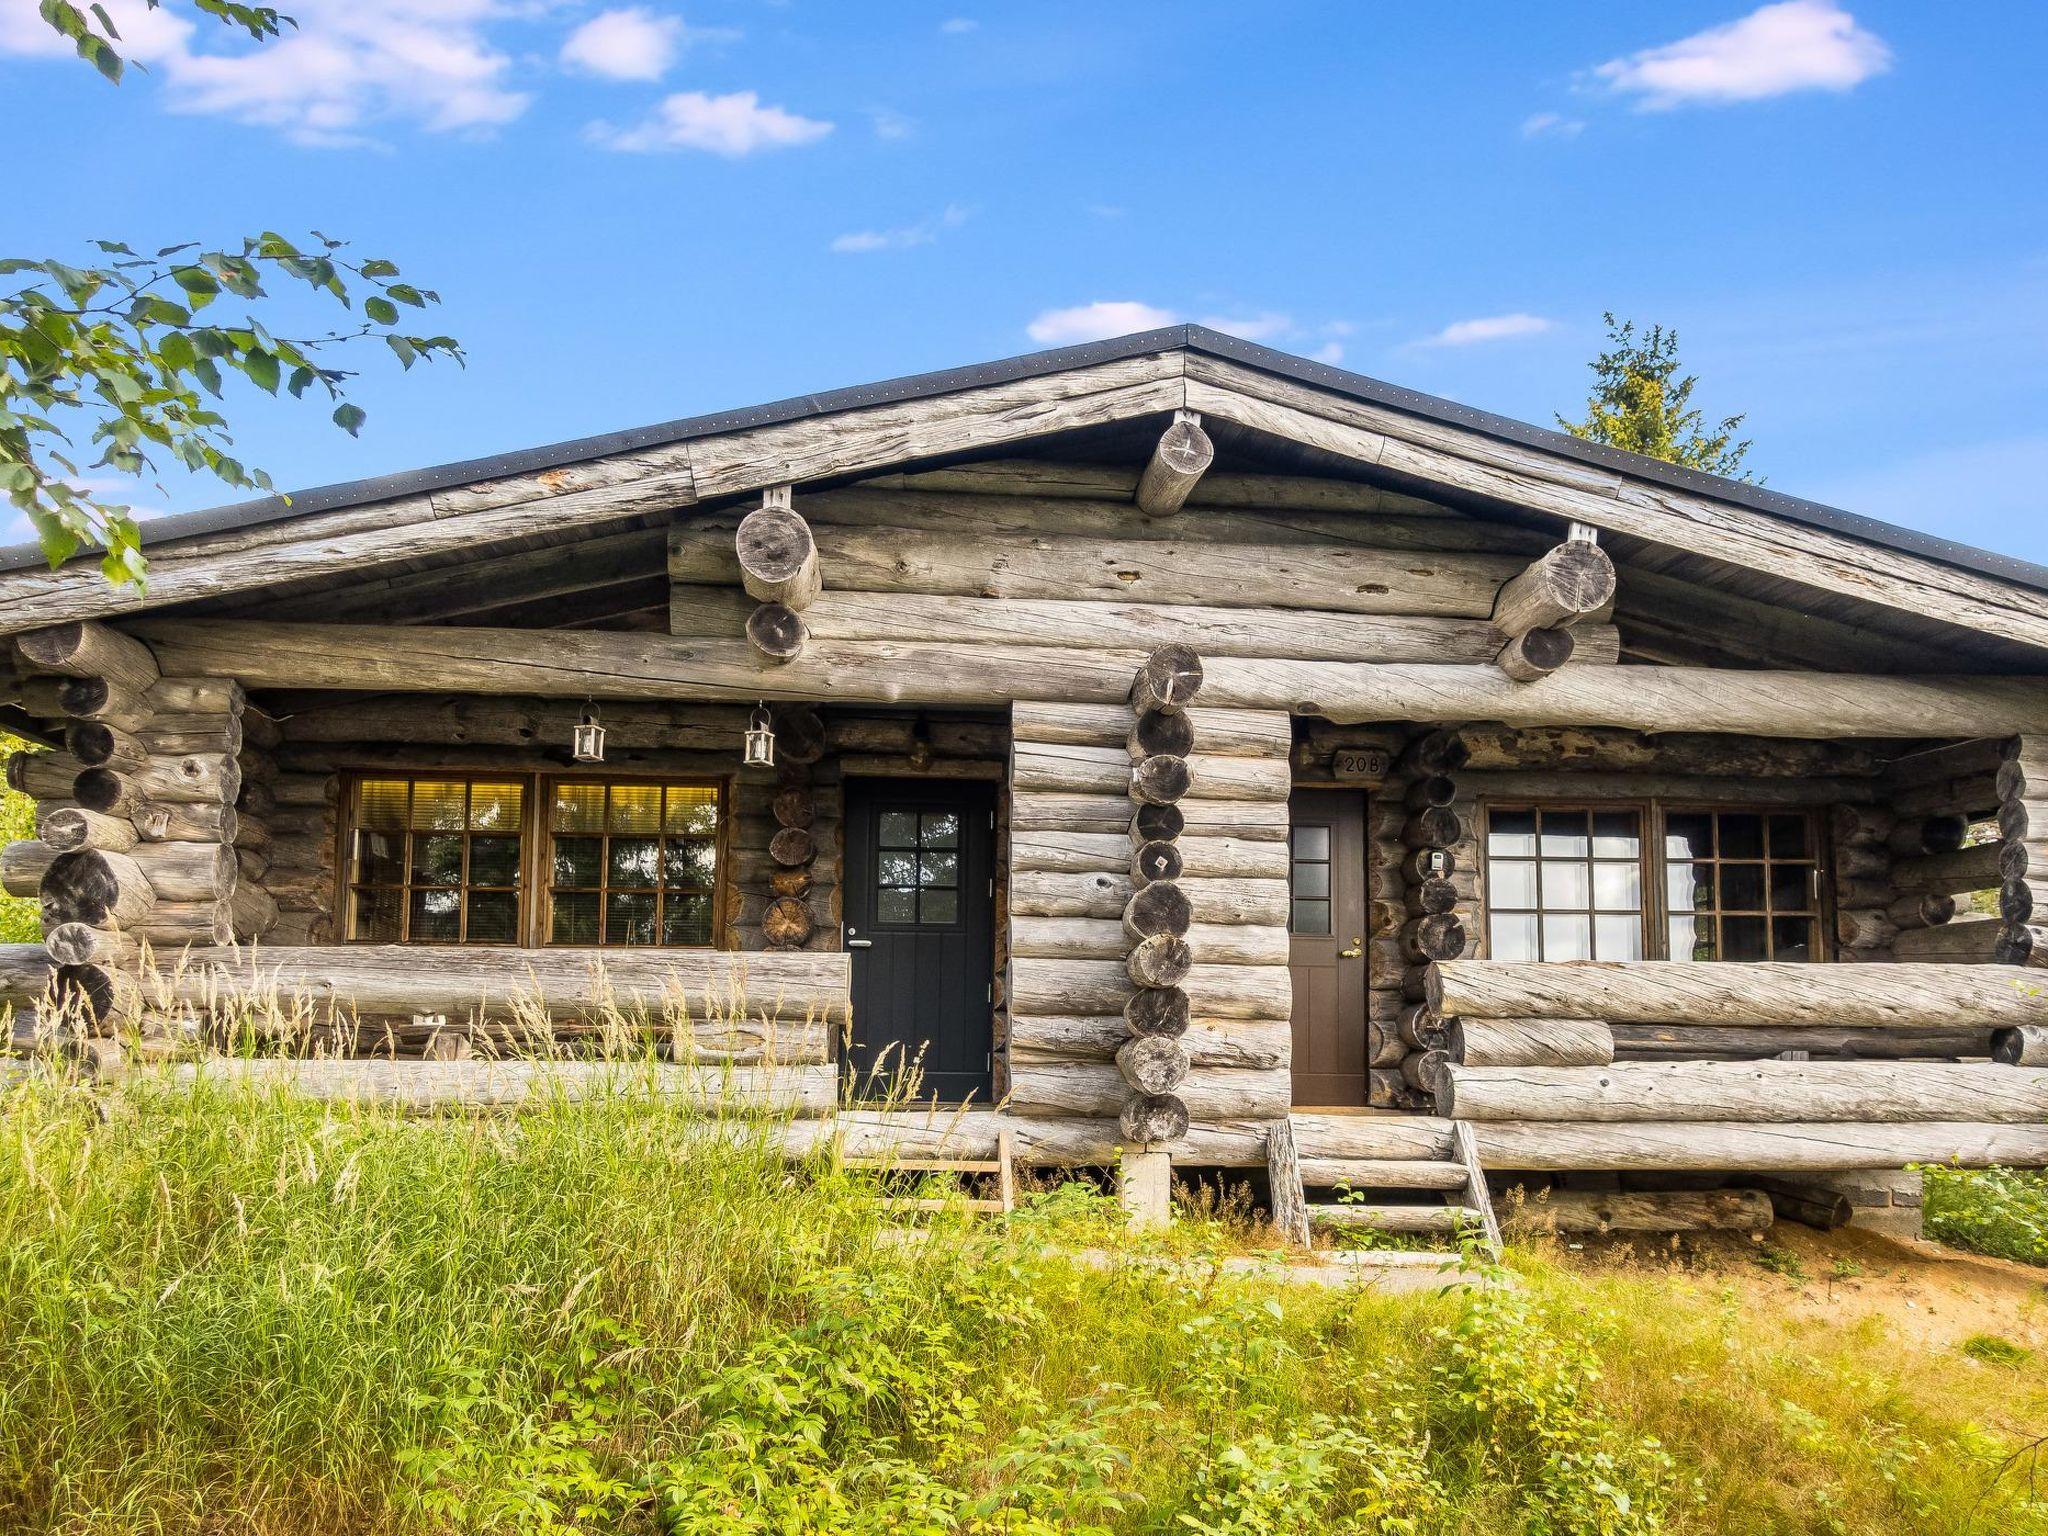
{"left": 1558, "top": 312, "right": 1756, "bottom": 481}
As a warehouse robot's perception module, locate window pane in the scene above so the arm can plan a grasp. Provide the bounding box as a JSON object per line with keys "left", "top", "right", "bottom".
{"left": 1292, "top": 860, "right": 1331, "bottom": 899}
{"left": 1489, "top": 859, "right": 1537, "bottom": 908}
{"left": 1293, "top": 824, "right": 1331, "bottom": 860}
{"left": 467, "top": 891, "right": 519, "bottom": 944}
{"left": 1722, "top": 915, "right": 1769, "bottom": 960}
{"left": 1770, "top": 863, "right": 1813, "bottom": 914}
{"left": 355, "top": 779, "right": 408, "bottom": 831}
{"left": 1670, "top": 915, "right": 1713, "bottom": 961}
{"left": 1490, "top": 912, "right": 1539, "bottom": 961}
{"left": 877, "top": 887, "right": 918, "bottom": 924}
{"left": 1542, "top": 913, "right": 1592, "bottom": 961}
{"left": 664, "top": 839, "right": 716, "bottom": 888}
{"left": 1768, "top": 814, "right": 1809, "bottom": 859}
{"left": 1594, "top": 914, "right": 1643, "bottom": 960}
{"left": 469, "top": 781, "right": 523, "bottom": 832}
{"left": 664, "top": 786, "right": 719, "bottom": 836}
{"left": 1487, "top": 810, "right": 1536, "bottom": 857}
{"left": 411, "top": 888, "right": 460, "bottom": 942}
{"left": 919, "top": 851, "right": 957, "bottom": 888}
{"left": 608, "top": 837, "right": 660, "bottom": 888}
{"left": 921, "top": 888, "right": 959, "bottom": 924}
{"left": 1593, "top": 862, "right": 1641, "bottom": 911}
{"left": 1719, "top": 814, "right": 1766, "bottom": 859}
{"left": 663, "top": 892, "right": 714, "bottom": 947}
{"left": 411, "top": 781, "right": 466, "bottom": 831}
{"left": 1668, "top": 862, "right": 1712, "bottom": 911}
{"left": 1544, "top": 861, "right": 1590, "bottom": 909}
{"left": 609, "top": 784, "right": 662, "bottom": 834}
{"left": 1592, "top": 812, "right": 1639, "bottom": 858}
{"left": 355, "top": 829, "right": 404, "bottom": 886}
{"left": 415, "top": 834, "right": 463, "bottom": 887}
{"left": 606, "top": 890, "right": 657, "bottom": 946}
{"left": 1719, "top": 864, "right": 1766, "bottom": 911}
{"left": 1773, "top": 916, "right": 1817, "bottom": 961}
{"left": 919, "top": 812, "right": 959, "bottom": 848}
{"left": 1540, "top": 809, "right": 1589, "bottom": 858}
{"left": 879, "top": 810, "right": 918, "bottom": 847}
{"left": 553, "top": 836, "right": 602, "bottom": 887}
{"left": 469, "top": 835, "right": 520, "bottom": 887}
{"left": 1665, "top": 811, "right": 1713, "bottom": 859}
{"left": 353, "top": 887, "right": 402, "bottom": 942}
{"left": 553, "top": 891, "right": 600, "bottom": 945}
{"left": 879, "top": 851, "right": 918, "bottom": 887}
{"left": 553, "top": 784, "right": 605, "bottom": 834}
{"left": 1291, "top": 898, "right": 1331, "bottom": 936}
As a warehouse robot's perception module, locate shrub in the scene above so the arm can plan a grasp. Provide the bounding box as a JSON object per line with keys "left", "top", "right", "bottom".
{"left": 1924, "top": 1165, "right": 2048, "bottom": 1265}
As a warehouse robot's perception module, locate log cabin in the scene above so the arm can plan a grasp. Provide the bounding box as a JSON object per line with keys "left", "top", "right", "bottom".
{"left": 5, "top": 323, "right": 2048, "bottom": 1237}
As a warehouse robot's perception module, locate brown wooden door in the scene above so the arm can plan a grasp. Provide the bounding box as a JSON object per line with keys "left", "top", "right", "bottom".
{"left": 1287, "top": 789, "right": 1369, "bottom": 1106}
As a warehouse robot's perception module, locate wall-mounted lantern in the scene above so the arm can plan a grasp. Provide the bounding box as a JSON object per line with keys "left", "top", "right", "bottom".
{"left": 572, "top": 705, "right": 606, "bottom": 763}
{"left": 745, "top": 703, "right": 777, "bottom": 767}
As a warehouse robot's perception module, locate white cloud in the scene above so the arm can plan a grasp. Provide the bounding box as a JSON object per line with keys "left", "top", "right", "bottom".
{"left": 0, "top": 0, "right": 531, "bottom": 145}
{"left": 1591, "top": 0, "right": 1890, "bottom": 109}
{"left": 1026, "top": 301, "right": 1178, "bottom": 346}
{"left": 1309, "top": 341, "right": 1345, "bottom": 364}
{"left": 561, "top": 8, "right": 688, "bottom": 82}
{"left": 869, "top": 106, "right": 915, "bottom": 140}
{"left": 1197, "top": 311, "right": 1292, "bottom": 343}
{"left": 1416, "top": 313, "right": 1556, "bottom": 347}
{"left": 1520, "top": 110, "right": 1584, "bottom": 139}
{"left": 939, "top": 17, "right": 978, "bottom": 34}
{"left": 831, "top": 204, "right": 969, "bottom": 253}
{"left": 589, "top": 89, "right": 832, "bottom": 154}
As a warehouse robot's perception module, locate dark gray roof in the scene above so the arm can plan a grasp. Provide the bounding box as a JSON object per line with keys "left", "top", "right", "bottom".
{"left": 7, "top": 324, "right": 2045, "bottom": 594}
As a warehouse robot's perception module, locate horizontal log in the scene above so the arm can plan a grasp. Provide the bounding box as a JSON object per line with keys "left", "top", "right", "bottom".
{"left": 0, "top": 840, "right": 54, "bottom": 898}
{"left": 1012, "top": 701, "right": 1291, "bottom": 757}
{"left": 1456, "top": 724, "right": 1883, "bottom": 779}
{"left": 41, "top": 848, "right": 154, "bottom": 928}
{"left": 137, "top": 945, "right": 850, "bottom": 1029}
{"left": 15, "top": 620, "right": 160, "bottom": 692}
{"left": 1448, "top": 1016, "right": 1613, "bottom": 1068}
{"left": 1008, "top": 1014, "right": 1289, "bottom": 1071}
{"left": 1431, "top": 959, "right": 2048, "bottom": 1029}
{"left": 1610, "top": 1023, "right": 1992, "bottom": 1060}
{"left": 127, "top": 841, "right": 236, "bottom": 903}
{"left": 1009, "top": 915, "right": 1288, "bottom": 966}
{"left": 1011, "top": 957, "right": 1290, "bottom": 1020}
{"left": 671, "top": 524, "right": 1522, "bottom": 616}
{"left": 37, "top": 804, "right": 137, "bottom": 853}
{"left": 1005, "top": 1062, "right": 1291, "bottom": 1122}
{"left": 1440, "top": 1060, "right": 2048, "bottom": 1123}
{"left": 167, "top": 1058, "right": 836, "bottom": 1115}
{"left": 1888, "top": 738, "right": 2008, "bottom": 788}
{"left": 1307, "top": 1203, "right": 1478, "bottom": 1236}
{"left": 1890, "top": 916, "right": 2004, "bottom": 962}
{"left": 43, "top": 921, "right": 137, "bottom": 969}
{"left": 1011, "top": 793, "right": 1287, "bottom": 839}
{"left": 6, "top": 750, "right": 84, "bottom": 800}
{"left": 1891, "top": 843, "right": 2000, "bottom": 896}
{"left": 65, "top": 721, "right": 146, "bottom": 771}
{"left": 1469, "top": 1120, "right": 2048, "bottom": 1172}
{"left": 130, "top": 900, "right": 232, "bottom": 946}
{"left": 0, "top": 943, "right": 52, "bottom": 1005}
{"left": 1491, "top": 541, "right": 1617, "bottom": 636}
{"left": 1012, "top": 743, "right": 1288, "bottom": 802}
{"left": 1455, "top": 770, "right": 1872, "bottom": 807}
{"left": 1010, "top": 870, "right": 1289, "bottom": 927}
{"left": 1506, "top": 1188, "right": 1773, "bottom": 1235}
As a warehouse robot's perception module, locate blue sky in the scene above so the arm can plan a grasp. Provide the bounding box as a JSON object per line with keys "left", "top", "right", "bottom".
{"left": 5, "top": 0, "right": 2046, "bottom": 563}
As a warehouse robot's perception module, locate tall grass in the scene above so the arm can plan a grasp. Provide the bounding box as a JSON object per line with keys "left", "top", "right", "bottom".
{"left": 1925, "top": 1165, "right": 2048, "bottom": 1265}
{"left": 2, "top": 1076, "right": 2045, "bottom": 1534}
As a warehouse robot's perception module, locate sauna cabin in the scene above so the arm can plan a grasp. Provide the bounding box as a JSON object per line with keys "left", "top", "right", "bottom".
{"left": 4, "top": 325, "right": 2047, "bottom": 1235}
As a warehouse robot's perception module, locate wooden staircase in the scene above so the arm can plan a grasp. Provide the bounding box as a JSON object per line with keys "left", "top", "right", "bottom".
{"left": 1269, "top": 1116, "right": 1501, "bottom": 1257}
{"left": 844, "top": 1128, "right": 1017, "bottom": 1216}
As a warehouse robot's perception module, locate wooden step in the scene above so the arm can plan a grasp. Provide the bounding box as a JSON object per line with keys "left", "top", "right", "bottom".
{"left": 1307, "top": 1203, "right": 1486, "bottom": 1236}
{"left": 1301, "top": 1157, "right": 1468, "bottom": 1191}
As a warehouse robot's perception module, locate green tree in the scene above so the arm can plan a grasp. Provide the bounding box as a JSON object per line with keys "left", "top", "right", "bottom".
{"left": 1557, "top": 312, "right": 1755, "bottom": 481}
{"left": 4, "top": 3, "right": 461, "bottom": 587}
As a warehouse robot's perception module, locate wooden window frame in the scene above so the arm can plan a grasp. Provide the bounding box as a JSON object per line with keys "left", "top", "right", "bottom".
{"left": 1477, "top": 800, "right": 1654, "bottom": 963}
{"left": 339, "top": 773, "right": 536, "bottom": 947}
{"left": 1478, "top": 797, "right": 1833, "bottom": 963}
{"left": 1653, "top": 802, "right": 1830, "bottom": 964}
{"left": 339, "top": 769, "right": 729, "bottom": 949}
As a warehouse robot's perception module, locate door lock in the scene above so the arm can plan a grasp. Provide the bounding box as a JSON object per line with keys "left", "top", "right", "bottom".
{"left": 1339, "top": 939, "right": 1363, "bottom": 959}
{"left": 847, "top": 926, "right": 873, "bottom": 949}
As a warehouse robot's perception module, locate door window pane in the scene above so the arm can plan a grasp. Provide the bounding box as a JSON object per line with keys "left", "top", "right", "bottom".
{"left": 545, "top": 781, "right": 721, "bottom": 947}
{"left": 1484, "top": 807, "right": 1643, "bottom": 960}
{"left": 347, "top": 777, "right": 525, "bottom": 945}
{"left": 1665, "top": 809, "right": 1821, "bottom": 963}
{"left": 1289, "top": 822, "right": 1336, "bottom": 936}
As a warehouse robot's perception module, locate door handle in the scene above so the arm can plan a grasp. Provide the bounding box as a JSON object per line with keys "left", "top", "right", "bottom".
{"left": 848, "top": 938, "right": 873, "bottom": 949}
{"left": 1339, "top": 941, "right": 1363, "bottom": 959}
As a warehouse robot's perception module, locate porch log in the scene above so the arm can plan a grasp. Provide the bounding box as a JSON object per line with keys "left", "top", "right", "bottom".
{"left": 1130, "top": 644, "right": 1203, "bottom": 716}
{"left": 1510, "top": 1187, "right": 1774, "bottom": 1235}
{"left": 1892, "top": 843, "right": 2001, "bottom": 896}
{"left": 1134, "top": 410, "right": 1214, "bottom": 517}
{"left": 142, "top": 713, "right": 244, "bottom": 755}
{"left": 1012, "top": 916, "right": 1287, "bottom": 967}
{"left": 1495, "top": 626, "right": 1576, "bottom": 683}
{"left": 1447, "top": 1016, "right": 1613, "bottom": 1068}
{"left": 1431, "top": 958, "right": 2046, "bottom": 1029}
{"left": 1468, "top": 1120, "right": 2048, "bottom": 1172}
{"left": 1009, "top": 1062, "right": 1290, "bottom": 1122}
{"left": 1490, "top": 541, "right": 1617, "bottom": 637}
{"left": 1439, "top": 1060, "right": 2048, "bottom": 1123}
{"left": 1013, "top": 957, "right": 1290, "bottom": 1020}
{"left": 1609, "top": 1023, "right": 1993, "bottom": 1059}
{"left": 1891, "top": 772, "right": 1999, "bottom": 819}
{"left": 1015, "top": 701, "right": 1290, "bottom": 757}
{"left": 1009, "top": 1014, "right": 1289, "bottom": 1071}
{"left": 744, "top": 602, "right": 808, "bottom": 663}
{"left": 134, "top": 945, "right": 851, "bottom": 1027}
{"left": 1993, "top": 1026, "right": 2048, "bottom": 1067}
{"left": 15, "top": 621, "right": 160, "bottom": 692}
{"left": 734, "top": 495, "right": 821, "bottom": 610}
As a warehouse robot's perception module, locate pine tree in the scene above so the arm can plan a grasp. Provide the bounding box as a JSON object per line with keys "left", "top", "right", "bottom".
{"left": 1558, "top": 313, "right": 1754, "bottom": 481}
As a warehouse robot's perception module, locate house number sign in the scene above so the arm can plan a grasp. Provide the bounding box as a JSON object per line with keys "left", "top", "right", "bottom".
{"left": 1330, "top": 747, "right": 1391, "bottom": 783}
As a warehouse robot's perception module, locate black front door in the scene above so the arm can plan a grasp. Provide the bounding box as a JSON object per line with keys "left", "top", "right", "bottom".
{"left": 843, "top": 779, "right": 996, "bottom": 1105}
